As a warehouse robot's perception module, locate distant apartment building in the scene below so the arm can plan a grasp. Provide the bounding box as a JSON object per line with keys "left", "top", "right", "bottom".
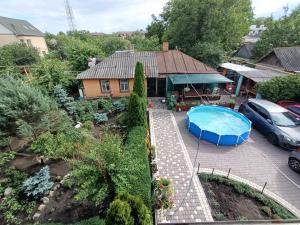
{"left": 243, "top": 24, "right": 267, "bottom": 43}
{"left": 0, "top": 16, "right": 48, "bottom": 56}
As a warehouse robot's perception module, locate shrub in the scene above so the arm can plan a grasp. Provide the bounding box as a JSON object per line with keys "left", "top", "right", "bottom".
{"left": 0, "top": 76, "right": 53, "bottom": 137}
{"left": 72, "top": 134, "right": 128, "bottom": 206}
{"left": 53, "top": 85, "right": 77, "bottom": 115}
{"left": 127, "top": 93, "right": 146, "bottom": 128}
{"left": 21, "top": 166, "right": 53, "bottom": 199}
{"left": 94, "top": 113, "right": 108, "bottom": 124}
{"left": 122, "top": 127, "right": 151, "bottom": 206}
{"left": 82, "top": 120, "right": 94, "bottom": 130}
{"left": 31, "top": 128, "right": 88, "bottom": 159}
{"left": 257, "top": 75, "right": 300, "bottom": 102}
{"left": 98, "top": 97, "right": 113, "bottom": 112}
{"left": 106, "top": 199, "right": 134, "bottom": 225}
{"left": 116, "top": 112, "right": 127, "bottom": 125}
{"left": 118, "top": 192, "right": 152, "bottom": 225}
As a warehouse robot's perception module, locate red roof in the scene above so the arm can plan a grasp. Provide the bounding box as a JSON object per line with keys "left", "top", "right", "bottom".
{"left": 155, "top": 50, "right": 217, "bottom": 75}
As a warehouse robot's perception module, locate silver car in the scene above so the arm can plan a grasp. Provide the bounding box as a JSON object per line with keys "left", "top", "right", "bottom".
{"left": 289, "top": 150, "right": 300, "bottom": 172}
{"left": 239, "top": 99, "right": 300, "bottom": 150}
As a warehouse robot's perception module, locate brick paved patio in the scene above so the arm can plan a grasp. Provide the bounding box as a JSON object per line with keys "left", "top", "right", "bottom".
{"left": 149, "top": 109, "right": 213, "bottom": 224}
{"left": 174, "top": 111, "right": 300, "bottom": 218}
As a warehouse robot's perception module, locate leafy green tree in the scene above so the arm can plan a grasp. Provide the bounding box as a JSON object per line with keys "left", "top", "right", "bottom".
{"left": 31, "top": 58, "right": 72, "bottom": 94}
{"left": 0, "top": 76, "right": 54, "bottom": 137}
{"left": 132, "top": 62, "right": 145, "bottom": 98}
{"left": 148, "top": 0, "right": 253, "bottom": 63}
{"left": 190, "top": 41, "right": 224, "bottom": 68}
{"left": 64, "top": 39, "right": 104, "bottom": 71}
{"left": 128, "top": 34, "right": 160, "bottom": 51}
{"left": 255, "top": 6, "right": 300, "bottom": 58}
{"left": 99, "top": 36, "right": 130, "bottom": 56}
{"left": 146, "top": 14, "right": 166, "bottom": 44}
{"left": 0, "top": 43, "right": 40, "bottom": 68}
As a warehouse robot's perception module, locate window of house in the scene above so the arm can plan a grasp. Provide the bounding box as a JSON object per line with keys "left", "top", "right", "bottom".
{"left": 101, "top": 80, "right": 110, "bottom": 92}
{"left": 119, "top": 79, "right": 129, "bottom": 92}
{"left": 19, "top": 39, "right": 24, "bottom": 43}
{"left": 26, "top": 39, "right": 32, "bottom": 46}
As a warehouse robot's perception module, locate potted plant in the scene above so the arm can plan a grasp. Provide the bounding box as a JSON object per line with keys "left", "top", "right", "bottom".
{"left": 176, "top": 102, "right": 191, "bottom": 111}
{"left": 153, "top": 178, "right": 174, "bottom": 210}
{"left": 227, "top": 99, "right": 236, "bottom": 109}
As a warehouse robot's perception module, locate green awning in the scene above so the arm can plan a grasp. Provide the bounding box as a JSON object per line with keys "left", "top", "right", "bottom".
{"left": 168, "top": 74, "right": 233, "bottom": 84}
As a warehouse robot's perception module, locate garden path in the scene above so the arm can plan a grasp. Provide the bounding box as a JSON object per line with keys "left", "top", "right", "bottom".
{"left": 149, "top": 109, "right": 213, "bottom": 224}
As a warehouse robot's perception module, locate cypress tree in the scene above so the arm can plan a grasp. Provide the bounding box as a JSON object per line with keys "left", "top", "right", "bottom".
{"left": 127, "top": 92, "right": 146, "bottom": 128}
{"left": 132, "top": 62, "right": 145, "bottom": 98}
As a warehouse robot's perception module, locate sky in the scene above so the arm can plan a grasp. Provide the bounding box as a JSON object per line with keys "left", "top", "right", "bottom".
{"left": 0, "top": 0, "right": 299, "bottom": 34}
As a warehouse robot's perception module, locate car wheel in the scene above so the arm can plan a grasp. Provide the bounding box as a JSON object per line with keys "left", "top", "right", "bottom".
{"left": 288, "top": 157, "right": 300, "bottom": 172}
{"left": 267, "top": 133, "right": 278, "bottom": 145}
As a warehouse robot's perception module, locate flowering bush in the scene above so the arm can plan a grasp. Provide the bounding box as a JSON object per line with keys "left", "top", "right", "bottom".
{"left": 153, "top": 178, "right": 174, "bottom": 209}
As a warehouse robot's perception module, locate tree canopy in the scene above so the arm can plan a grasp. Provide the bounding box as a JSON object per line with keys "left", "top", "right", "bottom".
{"left": 146, "top": 0, "right": 253, "bottom": 67}
{"left": 0, "top": 43, "right": 40, "bottom": 67}
{"left": 255, "top": 6, "right": 300, "bottom": 58}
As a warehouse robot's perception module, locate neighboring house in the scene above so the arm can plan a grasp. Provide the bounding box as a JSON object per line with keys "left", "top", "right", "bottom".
{"left": 243, "top": 24, "right": 267, "bottom": 43}
{"left": 220, "top": 62, "right": 288, "bottom": 96}
{"left": 0, "top": 16, "right": 48, "bottom": 56}
{"left": 77, "top": 42, "right": 229, "bottom": 98}
{"left": 234, "top": 43, "right": 256, "bottom": 60}
{"left": 257, "top": 47, "right": 300, "bottom": 73}
{"left": 113, "top": 30, "right": 146, "bottom": 39}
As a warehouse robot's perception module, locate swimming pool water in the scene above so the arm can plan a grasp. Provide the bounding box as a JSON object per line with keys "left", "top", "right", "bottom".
{"left": 186, "top": 105, "right": 251, "bottom": 146}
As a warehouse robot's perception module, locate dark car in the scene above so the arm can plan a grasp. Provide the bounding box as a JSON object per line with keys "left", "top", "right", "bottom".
{"left": 277, "top": 100, "right": 300, "bottom": 117}
{"left": 288, "top": 150, "right": 300, "bottom": 172}
{"left": 238, "top": 99, "right": 300, "bottom": 150}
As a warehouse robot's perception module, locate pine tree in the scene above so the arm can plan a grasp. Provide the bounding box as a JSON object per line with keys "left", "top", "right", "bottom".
{"left": 21, "top": 166, "right": 53, "bottom": 199}
{"left": 132, "top": 62, "right": 145, "bottom": 98}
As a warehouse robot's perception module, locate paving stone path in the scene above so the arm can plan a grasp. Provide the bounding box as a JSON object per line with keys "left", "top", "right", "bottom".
{"left": 149, "top": 109, "right": 213, "bottom": 224}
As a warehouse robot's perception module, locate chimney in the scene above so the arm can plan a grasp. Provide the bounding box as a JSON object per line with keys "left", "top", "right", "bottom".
{"left": 162, "top": 41, "right": 169, "bottom": 52}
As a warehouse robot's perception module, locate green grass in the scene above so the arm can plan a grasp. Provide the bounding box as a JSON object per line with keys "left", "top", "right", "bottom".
{"left": 199, "top": 173, "right": 296, "bottom": 220}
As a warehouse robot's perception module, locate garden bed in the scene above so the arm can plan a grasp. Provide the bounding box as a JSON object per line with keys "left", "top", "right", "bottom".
{"left": 199, "top": 173, "right": 296, "bottom": 221}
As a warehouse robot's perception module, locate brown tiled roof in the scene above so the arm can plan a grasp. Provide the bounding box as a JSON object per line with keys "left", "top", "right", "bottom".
{"left": 155, "top": 50, "right": 217, "bottom": 74}
{"left": 77, "top": 50, "right": 218, "bottom": 80}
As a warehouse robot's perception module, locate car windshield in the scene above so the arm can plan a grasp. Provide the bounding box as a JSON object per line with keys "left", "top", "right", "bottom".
{"left": 271, "top": 111, "right": 300, "bottom": 127}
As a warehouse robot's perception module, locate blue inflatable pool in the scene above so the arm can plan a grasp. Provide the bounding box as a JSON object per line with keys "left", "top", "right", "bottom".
{"left": 186, "top": 105, "right": 251, "bottom": 146}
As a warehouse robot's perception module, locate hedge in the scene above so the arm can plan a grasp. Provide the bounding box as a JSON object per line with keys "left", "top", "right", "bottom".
{"left": 257, "top": 75, "right": 300, "bottom": 102}
{"left": 123, "top": 126, "right": 151, "bottom": 206}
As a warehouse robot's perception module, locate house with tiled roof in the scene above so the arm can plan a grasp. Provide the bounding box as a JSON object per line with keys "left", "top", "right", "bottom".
{"left": 77, "top": 42, "right": 232, "bottom": 98}
{"left": 0, "top": 16, "right": 48, "bottom": 56}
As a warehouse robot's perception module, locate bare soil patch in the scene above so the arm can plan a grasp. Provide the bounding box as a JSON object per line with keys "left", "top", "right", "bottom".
{"left": 202, "top": 181, "right": 270, "bottom": 221}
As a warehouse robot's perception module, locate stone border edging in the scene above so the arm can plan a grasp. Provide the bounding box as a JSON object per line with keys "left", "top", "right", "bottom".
{"left": 199, "top": 168, "right": 300, "bottom": 219}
